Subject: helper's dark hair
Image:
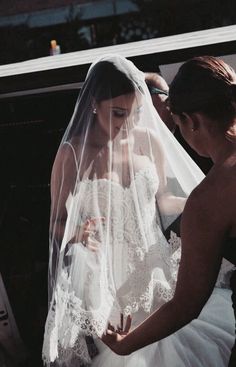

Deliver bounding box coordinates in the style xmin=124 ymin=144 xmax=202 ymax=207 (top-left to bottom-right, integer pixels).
xmin=169 ymin=56 xmax=236 ymax=130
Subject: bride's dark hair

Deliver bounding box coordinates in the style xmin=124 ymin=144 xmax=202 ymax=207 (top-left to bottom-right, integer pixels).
xmin=169 ymin=56 xmax=236 ymax=130
xmin=67 ymin=60 xmax=137 ymax=138
xmin=88 ymin=60 xmax=136 ymax=101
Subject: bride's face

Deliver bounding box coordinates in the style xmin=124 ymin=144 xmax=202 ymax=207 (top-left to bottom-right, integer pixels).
xmin=95 ymin=93 xmax=143 ymax=140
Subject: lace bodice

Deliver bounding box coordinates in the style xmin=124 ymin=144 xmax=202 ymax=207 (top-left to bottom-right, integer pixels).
xmin=65 ymin=164 xmax=179 ymax=307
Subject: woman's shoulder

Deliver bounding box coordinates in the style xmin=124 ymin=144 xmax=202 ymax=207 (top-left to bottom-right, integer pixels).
xmin=190 ymin=165 xmax=229 ymax=199
xmin=62 ymin=136 xmax=81 ymax=152
xmin=52 ymin=137 xmax=80 ymax=176
xmin=186 ymin=162 xmax=236 ymax=220
xmin=207 ymin=159 xmax=236 ymax=191
xmin=56 ymin=137 xmax=81 ymax=159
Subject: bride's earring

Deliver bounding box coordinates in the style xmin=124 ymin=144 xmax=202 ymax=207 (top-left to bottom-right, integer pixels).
xmin=93 ymin=107 xmax=97 ymax=114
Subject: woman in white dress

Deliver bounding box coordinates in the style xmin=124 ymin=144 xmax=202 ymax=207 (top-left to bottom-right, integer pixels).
xmin=42 ymin=54 xmax=234 ymax=366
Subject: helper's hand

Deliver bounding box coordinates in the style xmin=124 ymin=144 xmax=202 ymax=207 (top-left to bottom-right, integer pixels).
xmin=101 ymin=314 xmax=132 ymax=355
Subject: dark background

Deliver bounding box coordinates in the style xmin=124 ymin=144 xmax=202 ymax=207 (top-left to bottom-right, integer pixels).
xmin=0 ymin=0 xmax=236 ymax=65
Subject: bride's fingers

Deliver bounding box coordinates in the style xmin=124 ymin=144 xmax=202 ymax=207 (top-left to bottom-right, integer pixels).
xmin=80 ymin=216 xmax=106 ymax=234
xmin=124 ymin=315 xmax=132 ymax=333
xmin=82 ymin=219 xmax=91 ymax=232
xmin=81 ymin=230 xmax=95 ymax=244
xmin=86 ymin=237 xmax=99 ymax=250
xmin=87 ymin=238 xmax=100 ymax=248
xmin=83 ymin=229 xmax=94 ymax=238
xmin=89 ymin=216 xmax=106 ymax=225
xmin=87 ymin=244 xmax=98 ymax=252
xmin=86 ymin=217 xmax=106 ymax=231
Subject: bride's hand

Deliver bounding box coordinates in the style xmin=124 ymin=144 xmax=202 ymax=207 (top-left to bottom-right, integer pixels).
xmin=101 ymin=314 xmax=132 ymax=355
xmin=76 ymin=217 xmax=105 ymax=252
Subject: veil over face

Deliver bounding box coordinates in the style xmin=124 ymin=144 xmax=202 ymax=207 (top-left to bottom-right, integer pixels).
xmin=42 ymin=54 xmax=204 ymax=366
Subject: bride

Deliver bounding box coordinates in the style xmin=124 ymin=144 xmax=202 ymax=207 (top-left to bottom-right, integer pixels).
xmin=42 ymin=54 xmax=234 ymax=366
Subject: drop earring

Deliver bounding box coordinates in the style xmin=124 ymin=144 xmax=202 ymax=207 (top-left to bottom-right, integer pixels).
xmin=93 ymin=108 xmax=97 ymax=114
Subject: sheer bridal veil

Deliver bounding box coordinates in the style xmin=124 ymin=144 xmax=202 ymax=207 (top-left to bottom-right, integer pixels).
xmin=42 ymin=54 xmax=204 ymax=366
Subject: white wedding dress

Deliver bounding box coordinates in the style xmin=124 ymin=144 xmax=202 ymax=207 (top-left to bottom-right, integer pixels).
xmin=93 ymin=290 xmax=234 ymax=367
xmin=43 ymin=163 xmax=235 ymax=366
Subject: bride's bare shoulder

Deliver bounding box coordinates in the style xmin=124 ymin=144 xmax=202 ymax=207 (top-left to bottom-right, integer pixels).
xmin=52 ymin=137 xmax=80 ymax=174
xmin=57 ymin=137 xmax=80 ymax=157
